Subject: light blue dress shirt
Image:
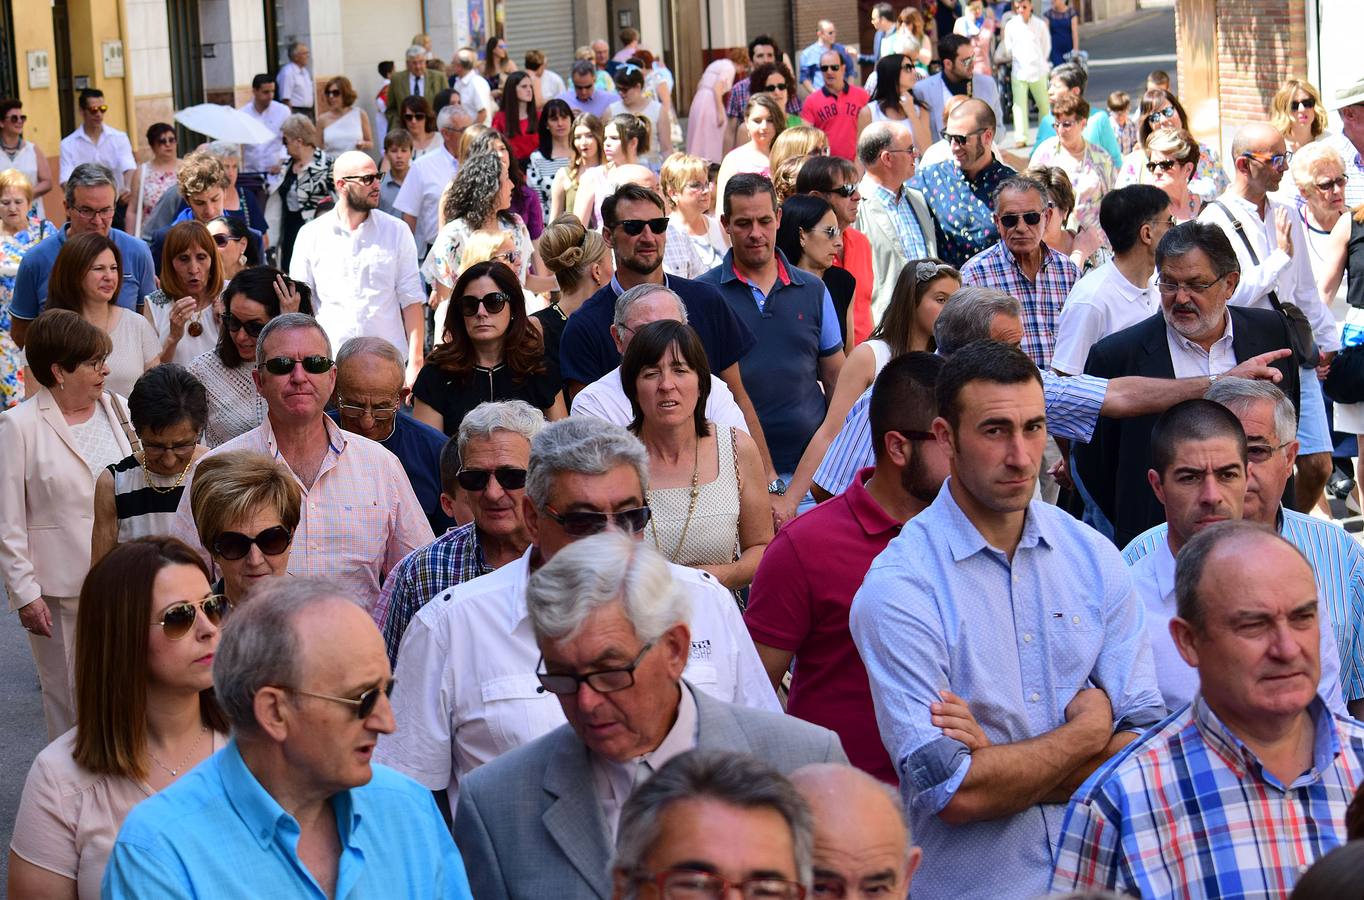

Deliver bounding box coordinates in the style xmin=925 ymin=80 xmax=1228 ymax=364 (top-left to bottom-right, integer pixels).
xmin=849 ymin=481 xmax=1165 ymax=900
xmin=102 ymin=740 xmax=473 ymax=899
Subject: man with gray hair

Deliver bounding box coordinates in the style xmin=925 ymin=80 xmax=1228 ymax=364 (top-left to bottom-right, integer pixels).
xmin=452 ymin=537 xmax=840 ymax=900
xmin=103 ymin=578 xmax=475 ymax=898
xmin=450 ymin=48 xmax=492 ymax=124
xmin=275 ymin=41 xmax=316 ymax=118
xmin=330 ymin=336 xmax=451 ymax=533
xmin=172 ymin=313 xmax=433 ymax=606
xmin=373 ymin=400 xmax=543 ymax=666
xmin=386 ymin=44 xmax=444 ymax=131
xmin=394 ymin=103 xmax=473 ymax=251
xmin=9 ymin=163 xmax=157 ymax=346
xmin=571 ymin=283 xmax=748 ymax=431
xmin=855 ymin=121 xmax=936 ymax=323
xmin=378 ymin=417 xmax=779 ymax=814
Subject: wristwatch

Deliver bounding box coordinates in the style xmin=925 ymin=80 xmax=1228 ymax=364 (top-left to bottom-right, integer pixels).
xmin=1208 ymin=373 xmax=1220 ymax=385
xmin=767 ymin=478 xmax=787 ymax=496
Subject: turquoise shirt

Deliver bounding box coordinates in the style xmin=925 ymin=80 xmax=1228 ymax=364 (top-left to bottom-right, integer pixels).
xmin=102 ymin=739 xmax=473 ymax=899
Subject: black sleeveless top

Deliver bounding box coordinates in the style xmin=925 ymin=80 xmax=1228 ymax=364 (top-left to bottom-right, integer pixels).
xmin=1348 ymin=216 xmax=1364 ymax=310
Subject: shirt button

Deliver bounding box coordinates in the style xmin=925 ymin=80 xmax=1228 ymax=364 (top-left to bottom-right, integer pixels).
xmin=1030 ymin=692 xmax=1040 ymax=702
xmin=1023 ymin=633 xmax=1033 ymax=643
xmin=1072 ymin=615 xmax=1081 ymax=624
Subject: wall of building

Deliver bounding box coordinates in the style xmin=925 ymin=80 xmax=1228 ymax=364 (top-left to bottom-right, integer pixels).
xmin=11 ymin=3 xmax=61 ymax=159
xmin=126 ymin=0 xmax=173 ymax=155
xmin=793 ymin=3 xmax=864 ymax=75
xmin=338 ymin=0 xmax=423 ymax=131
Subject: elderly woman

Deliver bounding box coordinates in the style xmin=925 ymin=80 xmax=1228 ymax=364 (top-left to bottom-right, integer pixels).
xmin=276 ymin=113 xmax=332 ymax=271
xmin=0 ymin=168 xmax=57 ymax=406
xmin=535 ymin=214 xmax=613 ymax=370
xmin=127 ymin=122 xmax=180 ymax=238
xmin=1144 ymin=128 xmax=1204 ymax=222
xmin=413 ymin=260 xmax=565 ymax=436
xmin=1029 ymin=93 xmax=1115 ymax=236
xmin=91 ymin=365 xmax=209 ymax=564
xmin=144 ymin=221 xmax=225 ymax=365
xmin=0 ymin=310 xmax=136 ymax=739
xmin=1273 ymin=77 xmax=1330 ymax=154
xmin=1292 ymin=142 xmax=1349 ymax=283
xmin=716 ymin=95 xmax=786 ymax=206
xmin=621 ymin=319 xmax=770 ymax=590
xmin=188 ymin=266 xmax=309 ymax=448
xmin=189 ymin=449 xmax=300 ymax=606
xmin=661 ymin=152 xmax=727 ymax=279
xmin=7 ymin=537 xmax=228 ymax=899
xmin=318 ymin=75 xmax=373 ymax=155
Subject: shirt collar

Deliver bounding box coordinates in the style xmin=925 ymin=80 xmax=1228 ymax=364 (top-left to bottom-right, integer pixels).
xmin=499 ymin=547 xmax=536 ymax=631
xmin=220 ymin=738 xmax=362 ymax=851
xmin=609 ymin=273 xmax=675 ymax=297
xmin=1192 ymin=694 xmax=1339 ymax=787
xmin=844 ymin=466 xmax=904 ymax=537
xmin=261 ymin=415 xmax=347 ymax=461
xmin=1166 ymin=309 xmax=1234 ymax=355
xmin=1153 ymin=533 xmax=1177 ymax=602
xmin=935 ymin=477 xmax=1054 ymax=562
xmin=717 ymin=248 xmax=807 ymax=288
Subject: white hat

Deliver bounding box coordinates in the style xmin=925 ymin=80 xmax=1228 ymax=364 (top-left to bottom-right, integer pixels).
xmin=1333 ymin=76 xmax=1364 ymax=110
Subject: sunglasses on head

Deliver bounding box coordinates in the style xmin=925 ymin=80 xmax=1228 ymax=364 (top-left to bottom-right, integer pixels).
xmin=212 ymin=525 xmax=293 ymax=560
xmin=761 ymin=82 xmax=789 ymax=93
xmin=287 ymin=680 xmax=395 ymax=719
xmin=615 ymin=217 xmax=669 ymax=236
xmin=999 ymin=211 xmax=1044 ymax=228
xmin=1291 ymin=97 xmax=1316 ymax=112
xmin=340 ymin=172 xmax=381 ymax=185
xmin=459 ymin=291 xmax=511 ymax=317
xmin=261 ymin=355 xmax=334 ymax=376
xmin=543 ymin=504 xmax=652 ymax=537
xmin=455 ymin=467 xmax=528 ymax=492
xmin=224 ymin=313 xmax=266 ymax=337
xmin=158 ymin=594 xmax=231 ymax=640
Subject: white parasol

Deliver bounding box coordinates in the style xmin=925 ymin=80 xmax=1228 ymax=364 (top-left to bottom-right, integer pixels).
xmin=172 ymin=104 xmax=278 ymax=144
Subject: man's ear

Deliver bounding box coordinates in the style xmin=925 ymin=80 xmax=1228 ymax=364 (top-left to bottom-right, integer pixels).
xmin=1148 ymin=468 xmax=1165 ymax=505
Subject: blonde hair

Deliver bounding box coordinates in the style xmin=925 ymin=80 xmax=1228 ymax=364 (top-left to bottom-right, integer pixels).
xmin=191 ymin=450 xmax=303 ymax=552
xmin=459 ymin=123 xmax=493 ymax=161
xmin=0 ymin=167 xmax=34 ymax=203
xmin=659 ymin=152 xmax=709 ymax=207
xmin=769 ymin=126 xmax=828 ymax=176
xmin=1271 ymin=78 xmax=1328 ymax=140
xmin=537 ymin=213 xmax=609 ymax=291
xmin=459 ymin=230 xmax=513 ymax=271
xmin=1145 ymin=128 xmax=1199 ymax=168
xmin=772 ymin=155 xmax=807 ymax=206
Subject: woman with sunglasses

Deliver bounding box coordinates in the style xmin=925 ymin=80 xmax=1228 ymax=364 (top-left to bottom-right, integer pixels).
xmin=1116 ymin=89 xmax=1228 ymax=200
xmin=144 ymin=221 xmax=225 ymax=366
xmin=413 ymin=260 xmax=565 ymax=436
xmin=127 ymin=122 xmax=180 ymax=238
xmin=0 ymin=168 xmax=56 ymax=407
xmin=188 ymin=266 xmax=309 ymax=448
xmin=400 ymin=96 xmax=441 ymax=158
xmin=275 ymin=114 xmax=332 ymax=272
xmin=1143 ymin=128 xmax=1203 ymax=223
xmin=205 ymin=215 xmax=257 ymax=287
xmin=0 ymin=98 xmax=53 ymax=217
xmin=774 ymin=258 xmax=960 ymax=526
xmin=190 ymin=449 xmax=300 ymax=606
xmin=857 ymin=55 xmax=932 ymax=156
xmin=620 ymin=319 xmax=770 ymax=591
xmin=660 ymin=152 xmax=728 ymax=279
xmin=1272 ymin=78 xmax=1330 ymax=155
xmin=1029 ymin=93 xmax=1115 ymax=237
xmin=716 ymin=94 xmax=786 ymax=208
xmin=551 ymin=113 xmax=604 ymax=221
xmin=317 ymin=75 xmax=373 ymax=155
xmin=775 ymin=194 xmax=855 ymax=349
xmin=745 ymin=62 xmax=803 ymax=130
xmin=7 ymin=537 xmax=229 ymax=900
xmin=92 ymin=364 xmax=209 ymax=565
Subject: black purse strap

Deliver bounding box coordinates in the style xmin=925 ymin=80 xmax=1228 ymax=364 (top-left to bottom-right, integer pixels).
xmin=1210 ymin=199 xmax=1287 ymax=314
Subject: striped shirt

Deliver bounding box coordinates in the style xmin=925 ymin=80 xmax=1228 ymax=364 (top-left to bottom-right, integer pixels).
xmin=1050 ymin=696 xmax=1364 ymax=898
xmin=813 ymin=371 xmax=1108 ymax=496
xmin=105 ymin=453 xmax=187 ymax=543
xmin=374 ymin=523 xmax=492 ymax=668
xmin=960 ymin=240 xmax=1081 ymax=370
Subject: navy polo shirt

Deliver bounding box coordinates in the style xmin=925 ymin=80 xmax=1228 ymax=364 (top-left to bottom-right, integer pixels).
xmin=10 ymin=225 xmax=157 ymax=319
xmin=697 ymin=250 xmax=842 ymax=474
xmin=328 ymin=408 xmax=455 ymax=535
xmin=557 ymin=272 xmax=756 ymax=387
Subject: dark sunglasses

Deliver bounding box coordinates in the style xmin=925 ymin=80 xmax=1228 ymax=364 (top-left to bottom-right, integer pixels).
xmin=999 ymin=211 xmax=1044 ymax=229
xmin=460 ymin=291 xmax=511 ymax=317
xmin=261 ymin=355 xmax=334 ymax=375
xmin=212 ymin=232 xmax=239 ymax=247
xmin=455 ymin=467 xmax=528 ymax=492
xmin=761 ymin=82 xmax=789 ymax=93
xmin=615 ymin=217 xmax=669 ymax=236
xmin=287 ymin=680 xmax=395 ymax=719
xmin=340 ymin=172 xmax=381 ymax=185
xmin=4 ymin=113 xmax=26 ymax=123
xmin=156 ymin=135 xmax=177 ymax=145
xmin=404 ymin=113 xmax=427 ymax=121
xmin=943 ymin=128 xmax=985 ymax=146
xmin=828 ymin=183 xmax=859 ymax=198
xmin=1291 ymin=97 xmax=1316 ymax=112
xmin=543 ymin=504 xmax=652 ymax=537
xmin=1145 ymin=159 xmax=1179 ymax=174
xmin=212 ymin=525 xmax=293 ymax=560
xmin=224 ymin=313 xmax=266 ymax=337
xmin=1146 ymin=105 xmax=1177 ymax=125
xmin=819 ymin=64 xmax=843 ymax=72
xmin=324 ymin=89 xmax=342 ymax=97
xmin=1316 ymin=175 xmax=1349 ymax=191
xmin=158 ymin=595 xmax=231 ymax=640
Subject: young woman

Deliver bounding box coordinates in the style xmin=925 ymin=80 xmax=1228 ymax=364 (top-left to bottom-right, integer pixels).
xmin=0 ymin=99 xmax=53 ymax=216
xmin=492 ymin=71 xmax=539 ymax=163
xmin=550 ymin=113 xmax=604 ymax=220
xmin=573 ymin=113 xmax=649 ymax=228
xmin=716 ymin=94 xmax=785 ymax=204
xmin=482 ymin=36 xmax=517 ymax=99
xmin=144 ymin=221 xmax=225 ymax=366
xmin=128 ymin=123 xmax=180 ymax=238
xmin=1116 ymin=89 xmax=1228 ymax=199
xmin=317 ymin=75 xmax=373 ymax=154
xmin=535 ymin=214 xmax=614 ymax=372
xmin=527 ymin=100 xmax=574 ymax=221
xmin=775 ymin=194 xmax=854 ymax=348
xmin=685 ymin=49 xmax=745 ymax=164
xmin=661 ymin=152 xmax=728 ymax=279
xmin=1272 ymin=77 xmax=1330 ymax=154
xmin=744 ymin=62 xmax=803 ymax=130
xmin=857 ymin=54 xmax=932 ymax=155
xmin=608 ymin=62 xmax=671 ymax=165
xmin=400 ymin=95 xmax=442 ymax=158
xmin=766 ymin=125 xmax=829 ymax=180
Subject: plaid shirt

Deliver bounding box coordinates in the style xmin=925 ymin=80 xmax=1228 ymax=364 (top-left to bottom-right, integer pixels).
xmin=374 ymin=522 xmax=491 ymax=667
xmin=1051 ymin=696 xmax=1364 ymax=898
xmin=960 ymin=240 xmax=1080 ymax=370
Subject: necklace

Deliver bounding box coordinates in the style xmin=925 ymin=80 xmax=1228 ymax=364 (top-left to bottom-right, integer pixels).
xmin=648 ymin=436 xmax=701 ymax=562
xmin=187 ymin=302 xmax=206 ymax=337
xmin=147 ymin=725 xmax=208 ymax=777
xmin=141 ymin=453 xmax=194 ymax=493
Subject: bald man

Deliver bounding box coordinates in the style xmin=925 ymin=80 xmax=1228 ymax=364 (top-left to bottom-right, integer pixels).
xmin=791 ymin=764 xmax=921 ymax=897
xmin=290 ymin=150 xmax=426 ymax=387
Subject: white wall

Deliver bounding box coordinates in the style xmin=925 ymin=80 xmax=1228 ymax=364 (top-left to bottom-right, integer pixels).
xmin=125 ymin=0 xmax=173 ymax=97
xmin=339 ymin=0 xmax=424 ymax=146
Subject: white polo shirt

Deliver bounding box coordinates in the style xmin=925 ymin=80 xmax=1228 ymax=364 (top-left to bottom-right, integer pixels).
xmin=289 ymin=207 xmax=425 ymax=358
xmin=393 ymin=145 xmax=459 ymax=248
xmin=375 ymin=547 xmax=779 ymax=804
xmin=1051 ymin=261 xmax=1159 ymax=375
xmin=572 ymin=367 xmax=749 ymax=433
xmin=59 ymin=125 xmax=136 ymax=191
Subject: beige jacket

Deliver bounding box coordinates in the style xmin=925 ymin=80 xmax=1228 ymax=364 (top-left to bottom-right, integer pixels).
xmin=854 ymin=176 xmax=939 ymax=325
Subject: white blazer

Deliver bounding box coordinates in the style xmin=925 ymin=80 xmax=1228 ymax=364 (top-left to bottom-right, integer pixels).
xmin=0 ymin=389 xmax=132 ymax=609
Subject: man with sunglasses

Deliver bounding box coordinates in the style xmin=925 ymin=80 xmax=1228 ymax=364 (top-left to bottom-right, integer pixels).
xmin=172 ymin=313 xmax=433 ymax=606
xmin=724 ymin=35 xmax=800 ymax=155
xmin=452 ymin=536 xmax=839 ymax=900
xmin=378 ymin=416 xmax=779 ymax=815
xmin=911 ymin=34 xmax=1005 ymax=144
xmin=104 ymin=578 xmax=476 ymax=898
xmin=799 ymin=50 xmax=869 ymax=162
xmin=291 ymin=151 xmax=425 ymax=388
xmin=58 ymin=88 xmax=135 ymax=207
xmin=1200 ymin=122 xmax=1338 ymax=514
xmin=855 ymin=122 xmax=936 ymax=323
xmin=798 ymin=20 xmax=856 ymax=98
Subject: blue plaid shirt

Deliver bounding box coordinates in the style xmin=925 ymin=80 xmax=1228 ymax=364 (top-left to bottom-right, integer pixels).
xmin=910 ymin=157 xmax=1016 ymax=268
xmin=1051 ymin=697 xmax=1364 ymax=898
xmin=813 ymin=371 xmax=1108 ymax=496
xmin=375 ymin=523 xmax=491 ymax=667
xmin=861 ymin=175 xmax=930 ymax=263
xmin=960 ymin=240 xmax=1080 ymax=370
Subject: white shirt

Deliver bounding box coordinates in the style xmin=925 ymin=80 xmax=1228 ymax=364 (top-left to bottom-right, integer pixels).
xmin=591 ymin=683 xmax=697 ymax=839
xmin=452 ymin=71 xmax=492 ymax=122
xmin=393 ymin=146 xmax=459 ymax=248
xmin=276 ymin=61 xmax=315 ymax=110
xmin=572 ymin=368 xmax=749 ymax=433
xmin=1165 ymin=312 xmax=1237 ymax=379
xmin=538 ymin=70 xmax=566 ymax=102
xmin=1051 ymin=261 xmax=1159 ymax=375
xmin=1200 ymin=193 xmax=1339 ymax=352
xmin=1003 ymin=14 xmax=1052 ymax=82
xmin=289 ymin=207 xmax=425 ymax=358
xmin=238 ymin=99 xmax=291 ymax=176
xmin=375 ymin=547 xmax=780 ymax=803
xmin=59 ymin=125 xmax=136 ymax=191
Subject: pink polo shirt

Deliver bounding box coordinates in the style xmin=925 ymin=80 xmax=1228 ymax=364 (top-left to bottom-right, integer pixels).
xmin=744 ymin=467 xmax=900 ymax=783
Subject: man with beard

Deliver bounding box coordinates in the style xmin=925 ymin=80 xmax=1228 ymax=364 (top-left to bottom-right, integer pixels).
xmin=747 ymin=352 xmax=947 ymax=784
xmin=291 ymin=150 xmax=425 ymax=388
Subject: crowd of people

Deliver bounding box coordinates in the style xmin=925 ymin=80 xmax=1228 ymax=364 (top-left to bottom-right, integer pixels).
xmin=5 ymin=5 xmax=1364 ymax=899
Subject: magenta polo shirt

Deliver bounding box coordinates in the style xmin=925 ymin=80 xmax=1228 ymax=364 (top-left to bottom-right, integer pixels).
xmin=744 ymin=466 xmax=900 ymax=783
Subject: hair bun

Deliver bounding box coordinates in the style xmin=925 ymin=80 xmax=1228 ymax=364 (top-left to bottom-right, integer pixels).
xmin=557 ymin=246 xmax=585 ymax=268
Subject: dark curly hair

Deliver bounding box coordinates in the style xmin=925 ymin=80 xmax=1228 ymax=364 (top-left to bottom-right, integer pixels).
xmin=427 ymin=261 xmax=545 ymax=382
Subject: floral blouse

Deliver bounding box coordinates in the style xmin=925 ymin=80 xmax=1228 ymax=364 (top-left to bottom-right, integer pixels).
xmin=0 ymin=216 xmax=58 ymax=408
xmin=1030 ymin=138 xmax=1115 ymax=235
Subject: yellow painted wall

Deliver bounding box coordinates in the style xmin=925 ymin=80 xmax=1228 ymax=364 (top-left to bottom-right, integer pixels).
xmin=66 ymin=0 xmax=133 ymax=134
xmin=12 ymin=2 xmax=62 ymax=159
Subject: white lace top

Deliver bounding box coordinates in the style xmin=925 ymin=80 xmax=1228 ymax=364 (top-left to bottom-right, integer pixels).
xmin=188 ymin=350 xmax=265 ymax=448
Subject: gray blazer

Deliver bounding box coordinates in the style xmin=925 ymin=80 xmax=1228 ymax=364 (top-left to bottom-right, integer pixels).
xmin=912 ymin=73 xmax=1005 ymax=142
xmin=855 ymin=180 xmax=938 ymax=325
xmin=453 ymin=682 xmax=847 ymax=900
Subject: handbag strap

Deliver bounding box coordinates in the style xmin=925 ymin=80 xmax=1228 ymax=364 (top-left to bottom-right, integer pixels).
xmin=108 ymin=391 xmax=142 ymax=456
xmin=1210 ymin=199 xmax=1288 ymax=314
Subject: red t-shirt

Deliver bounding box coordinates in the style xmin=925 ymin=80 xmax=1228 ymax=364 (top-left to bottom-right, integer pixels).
xmin=744 ymin=467 xmax=900 ymax=784
xmin=800 ymin=85 xmax=870 ymax=161
xmin=490 ymin=111 xmax=539 ymax=161
xmin=836 ymin=226 xmax=874 ymax=344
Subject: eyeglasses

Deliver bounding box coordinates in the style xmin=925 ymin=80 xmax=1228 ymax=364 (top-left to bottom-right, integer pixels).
xmin=492 ymin=248 xmax=522 ymax=267
xmin=211 ymin=232 xmax=239 ymax=247
xmin=284 ymin=680 xmax=395 ymax=719
xmin=615 ymin=217 xmax=669 ymax=236
xmin=1155 ymin=273 xmax=1227 ymax=298
xmin=224 ymin=313 xmax=266 ymax=337
xmin=761 ymin=82 xmax=790 ymax=93
xmin=212 ymin=525 xmax=294 ymax=560
xmin=1241 ymin=150 xmax=1293 ymax=170
xmin=142 ymin=438 xmax=197 ymax=456
xmin=339 ymin=172 xmax=381 ymax=185
xmin=1055 ymin=119 xmax=1079 ymax=130
xmin=806 ymin=224 xmax=842 ymax=239
xmin=324 ymin=89 xmax=342 ymax=97
xmin=828 ymin=183 xmax=859 ymax=198
xmin=1315 ymin=175 xmax=1348 ymax=192
xmin=260 ymin=355 xmax=335 ymax=375
xmin=902 ymin=62 xmax=916 ymax=71
xmin=336 ymin=398 xmax=401 ymax=421
xmin=536 ymin=642 xmax=654 ymax=695
xmin=684 ymin=180 xmax=712 ymax=193
xmin=460 ymin=291 xmax=511 ymax=316
xmin=1246 ymin=440 xmax=1292 ymax=464
xmin=404 ymin=113 xmax=427 ymax=121
xmin=1290 ymin=97 xmax=1317 ymax=112
xmin=85 ymin=105 xmax=109 ymax=114
xmin=1146 ymin=105 xmax=1177 ymax=125
xmin=73 ymin=205 xmax=116 ymax=220
xmin=157 ymin=595 xmax=231 ymax=640
xmin=885 ymin=147 xmax=918 ymax=159
xmin=630 ymin=869 xmax=806 ymax=900
xmin=4 ymin=113 xmax=26 ymax=124
xmin=455 ymin=466 xmax=528 ymax=492
xmin=998 ymin=211 xmax=1044 ymax=229
xmin=943 ymin=128 xmax=985 ymax=146
xmin=1145 ymin=159 xmax=1180 ymax=174
xmin=542 ymin=504 xmax=652 ymax=536
xmin=819 ymin=64 xmax=843 ymax=73
xmin=955 ymin=54 xmax=976 ymax=67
